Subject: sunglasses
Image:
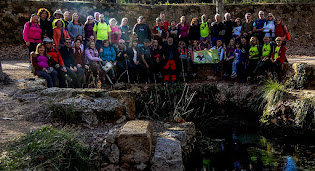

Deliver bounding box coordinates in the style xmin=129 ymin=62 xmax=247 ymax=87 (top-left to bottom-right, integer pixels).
xmin=65 ymin=42 xmax=71 ymax=44
xmin=179 ymin=44 xmax=185 ymax=45
xmin=236 ymin=21 xmax=240 ymax=23
xmin=268 ymin=16 xmax=272 ymax=17
xmin=119 ymin=43 xmax=125 ymax=44
xmin=259 ymin=14 xmax=264 ymax=15
xmin=276 ymin=19 xmax=281 ymax=21
xmin=44 ymin=42 xmax=52 ymax=44
xmin=276 ymin=40 xmax=281 ymax=42
xmin=88 ymin=19 xmax=93 ymax=20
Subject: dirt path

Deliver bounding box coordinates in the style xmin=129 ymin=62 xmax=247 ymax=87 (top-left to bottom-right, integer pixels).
xmin=0 ymin=60 xmax=43 ymax=148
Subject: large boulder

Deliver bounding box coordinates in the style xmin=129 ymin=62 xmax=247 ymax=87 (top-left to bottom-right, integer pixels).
xmin=151 ymin=137 xmax=184 ymax=171
xmin=117 ymin=120 xmax=153 ymax=164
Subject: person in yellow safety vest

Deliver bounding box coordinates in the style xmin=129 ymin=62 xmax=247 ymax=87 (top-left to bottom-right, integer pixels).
xmin=247 ymin=36 xmax=261 ymax=82
xmin=253 ymin=36 xmax=272 ymax=76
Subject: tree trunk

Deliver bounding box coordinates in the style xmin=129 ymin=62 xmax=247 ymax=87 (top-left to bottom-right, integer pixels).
xmin=216 ymin=0 xmax=224 ymax=17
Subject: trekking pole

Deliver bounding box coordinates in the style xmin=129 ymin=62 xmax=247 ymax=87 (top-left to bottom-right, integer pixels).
xmin=181 ymin=58 xmax=186 ymax=82
xmin=125 ymin=55 xmax=130 ymax=83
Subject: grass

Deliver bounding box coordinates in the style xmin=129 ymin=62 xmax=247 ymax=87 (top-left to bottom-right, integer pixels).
xmin=0 ymin=126 xmax=99 ymax=171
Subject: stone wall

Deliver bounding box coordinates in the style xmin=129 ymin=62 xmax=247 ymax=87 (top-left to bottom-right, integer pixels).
xmin=1 ymin=0 xmax=314 ymax=44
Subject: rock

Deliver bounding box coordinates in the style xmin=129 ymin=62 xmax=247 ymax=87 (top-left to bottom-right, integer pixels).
xmin=117 ymin=120 xmax=153 ymax=163
xmin=162 ymin=130 xmax=187 ymax=147
xmin=107 ymin=90 xmax=136 ymax=120
xmin=41 ymin=87 xmax=74 ymax=97
xmin=106 ymin=144 xmax=120 ymax=164
xmin=103 ymin=127 xmax=120 ymax=146
xmin=151 ymin=137 xmax=184 ymax=171
xmin=168 ymin=122 xmax=196 ymax=142
xmin=23 ymin=78 xmax=46 ymax=92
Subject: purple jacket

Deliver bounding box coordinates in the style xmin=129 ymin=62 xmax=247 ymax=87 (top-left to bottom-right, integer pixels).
xmin=85 ymin=48 xmax=100 ymax=62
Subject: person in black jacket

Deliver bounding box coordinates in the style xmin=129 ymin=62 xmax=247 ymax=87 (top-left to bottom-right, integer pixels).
xmin=59 ymin=38 xmax=84 ymax=88
xmin=223 ymin=12 xmax=235 ymax=47
xmin=37 ymin=8 xmax=53 ymax=39
xmin=211 ymin=14 xmax=225 ymax=47
xmin=189 ymin=18 xmax=200 ymax=43
xmin=163 ymin=37 xmax=179 ymax=84
xmin=133 ymin=16 xmax=151 ymax=46
xmin=127 ymin=40 xmax=142 ymax=83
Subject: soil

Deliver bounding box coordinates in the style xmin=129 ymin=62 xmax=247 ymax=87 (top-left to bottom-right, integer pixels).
xmin=0 ymin=41 xmax=314 ymax=148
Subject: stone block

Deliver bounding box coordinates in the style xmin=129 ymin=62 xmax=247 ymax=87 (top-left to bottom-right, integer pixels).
xmin=151 ymin=137 xmax=184 ymax=171
xmin=117 ymin=120 xmax=153 ymax=163
xmin=107 ymin=90 xmax=136 ymax=120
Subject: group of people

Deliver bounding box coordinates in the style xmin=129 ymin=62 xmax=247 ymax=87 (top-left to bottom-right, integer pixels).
xmin=23 ymin=8 xmax=289 ymax=88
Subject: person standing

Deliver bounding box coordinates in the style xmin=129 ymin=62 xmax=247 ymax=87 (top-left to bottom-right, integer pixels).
xmin=275 ymin=17 xmax=290 ymax=42
xmin=241 ymin=13 xmax=253 ymax=42
xmin=133 ymin=16 xmax=151 ymax=46
xmin=93 ymin=14 xmax=112 ymax=50
xmin=152 ymin=17 xmax=168 ymax=46
xmin=223 ymin=13 xmax=234 ymax=47
xmin=37 ymin=8 xmax=53 ymax=39
xmin=52 ymin=9 xmax=65 ymax=29
xmin=253 ymin=11 xmax=267 ymax=46
xmin=177 ymin=16 xmax=190 ymax=45
xmin=119 ymin=18 xmax=131 ymax=48
xmin=140 ymin=39 xmax=152 ymax=83
xmin=53 ymin=19 xmax=70 ymax=49
xmin=94 ymin=12 xmax=100 ymax=24
xmin=233 ymin=18 xmax=242 ymax=42
xmin=160 ymin=12 xmax=169 ymax=31
xmin=169 ymin=20 xmax=180 ymax=45
xmin=263 ymin=13 xmax=276 ymax=40
xmin=200 ymin=14 xmax=210 ymax=42
xmin=63 ymin=11 xmax=71 ymax=30
xmin=84 ymin=15 xmax=95 ymax=46
xmin=189 ymin=18 xmax=200 ymax=43
xmin=163 ymin=37 xmax=179 ymax=84
xmin=109 ymin=18 xmax=121 ymax=45
xmin=23 ymin=14 xmax=42 ymax=54
xmin=67 ymin=13 xmax=84 ymax=41
xmin=127 ymin=40 xmax=142 ymax=83
xmin=211 ymin=14 xmax=225 ymax=47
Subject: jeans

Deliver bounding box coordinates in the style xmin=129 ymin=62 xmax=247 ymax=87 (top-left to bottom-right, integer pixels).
xmin=66 ymin=66 xmax=85 ymax=88
xmin=36 ymin=70 xmax=58 ymax=88
xmin=54 ymin=67 xmax=67 ymax=88
xmin=232 ymin=58 xmax=242 ymax=74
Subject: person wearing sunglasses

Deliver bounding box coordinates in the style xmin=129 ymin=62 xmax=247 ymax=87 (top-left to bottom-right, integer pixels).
xmin=275 ymin=17 xmax=289 ymax=42
xmin=59 ymin=38 xmax=84 ymax=88
xmin=263 ymin=13 xmax=276 ymax=40
xmin=241 ymin=13 xmax=253 ymax=42
xmin=270 ymin=37 xmax=287 ymax=79
xmin=253 ymin=11 xmax=266 ymax=46
xmin=233 ymin=18 xmax=242 ymax=42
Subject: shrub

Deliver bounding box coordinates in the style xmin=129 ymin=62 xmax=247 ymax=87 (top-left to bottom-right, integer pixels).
xmin=0 ymin=126 xmax=99 ymax=171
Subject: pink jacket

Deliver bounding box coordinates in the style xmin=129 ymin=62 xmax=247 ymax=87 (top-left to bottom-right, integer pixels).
xmin=23 ymin=22 xmax=42 ymax=43
xmin=85 ymin=48 xmax=100 ymax=62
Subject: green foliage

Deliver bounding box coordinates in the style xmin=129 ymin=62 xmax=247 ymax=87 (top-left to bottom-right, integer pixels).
xmin=0 ymin=126 xmax=98 ymax=171
xmin=49 ymin=103 xmax=82 ymax=123
xmin=259 ymin=80 xmax=287 ymax=124
xmin=292 ymin=97 xmax=315 ymax=129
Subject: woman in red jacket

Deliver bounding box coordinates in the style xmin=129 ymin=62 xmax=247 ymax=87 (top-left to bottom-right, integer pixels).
xmin=53 ymin=19 xmax=70 ymax=49
xmin=275 ymin=18 xmax=289 ymax=41
xmin=271 ymin=37 xmax=287 ymax=78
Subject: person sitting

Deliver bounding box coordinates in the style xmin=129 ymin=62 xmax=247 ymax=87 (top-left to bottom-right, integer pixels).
xmin=247 ymin=36 xmax=261 ymax=82
xmin=31 ymin=43 xmax=58 ymax=88
xmin=127 ymin=40 xmax=142 ymax=83
xmin=44 ymin=37 xmax=67 ymax=88
xmin=114 ymin=39 xmax=129 ymax=83
xmin=59 ymin=38 xmax=85 ymax=88
xmin=253 ymin=36 xmax=272 ymax=76
xmin=73 ymin=38 xmax=89 ymax=86
xmin=99 ymin=40 xmax=116 ymax=82
xmin=85 ymin=41 xmax=106 ymax=86
xmin=199 ymin=37 xmax=211 ymax=50
xmin=270 ymin=37 xmax=287 ymax=79
xmin=53 ymin=19 xmax=70 ymax=49
xmin=231 ymin=41 xmax=242 ymax=79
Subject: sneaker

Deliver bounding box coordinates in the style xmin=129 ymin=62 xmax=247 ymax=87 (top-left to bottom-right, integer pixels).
xmin=223 ymin=73 xmax=229 ymax=77
xmin=231 ymin=73 xmax=237 ymax=78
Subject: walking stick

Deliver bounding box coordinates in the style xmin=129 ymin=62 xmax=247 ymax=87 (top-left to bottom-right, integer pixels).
xmin=124 ymin=54 xmax=130 ymax=83
xmin=181 ymin=58 xmax=186 ymax=82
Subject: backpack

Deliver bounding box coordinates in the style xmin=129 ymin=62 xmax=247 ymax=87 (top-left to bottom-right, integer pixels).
xmin=282 ymin=25 xmax=291 ymax=41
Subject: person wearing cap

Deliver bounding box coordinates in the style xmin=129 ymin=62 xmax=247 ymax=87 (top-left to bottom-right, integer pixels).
xmin=211 ymin=39 xmax=225 ymax=75
xmin=23 ymin=14 xmax=42 ymax=55
xmin=133 ymin=16 xmax=151 ymax=46
xmin=270 ymin=37 xmax=286 ymax=78
xmin=152 ymin=17 xmax=168 ymax=46
xmin=199 ymin=37 xmax=211 ymax=50
xmin=162 ymin=37 xmax=179 ymax=84
xmin=52 ymin=9 xmax=65 ymax=29
xmin=93 ymin=14 xmax=112 ymax=50
xmin=53 ymin=19 xmax=70 ymax=49
xmin=37 ymin=8 xmax=53 ymax=39
xmin=43 ymin=37 xmax=67 ymax=88
xmin=140 ymin=39 xmax=152 ymax=83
